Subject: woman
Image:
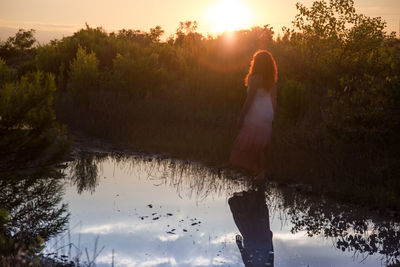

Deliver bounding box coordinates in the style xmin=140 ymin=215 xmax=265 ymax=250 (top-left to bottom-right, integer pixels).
xmin=229 ymin=50 xmax=278 ymax=180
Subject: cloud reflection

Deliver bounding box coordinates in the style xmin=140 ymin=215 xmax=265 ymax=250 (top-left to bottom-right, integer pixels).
xmin=45 ymin=152 xmax=400 ymax=266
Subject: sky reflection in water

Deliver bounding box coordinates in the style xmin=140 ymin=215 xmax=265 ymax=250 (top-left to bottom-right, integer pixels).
xmin=45 ymin=153 xmax=399 ymax=266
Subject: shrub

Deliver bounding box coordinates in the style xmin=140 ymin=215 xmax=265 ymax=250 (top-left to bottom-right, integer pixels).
xmin=277 ymin=79 xmax=310 ymax=126
xmin=67 ymin=45 xmax=99 ymax=103
xmin=0 ymin=58 xmax=13 ymax=84
xmin=0 ymin=70 xmax=68 ymax=173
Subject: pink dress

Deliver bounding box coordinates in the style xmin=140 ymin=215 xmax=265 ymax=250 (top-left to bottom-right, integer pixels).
xmin=230 ymin=77 xmax=274 ymax=174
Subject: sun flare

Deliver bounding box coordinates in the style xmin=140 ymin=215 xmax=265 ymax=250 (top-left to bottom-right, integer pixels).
xmin=206 ymin=0 xmax=253 ymax=33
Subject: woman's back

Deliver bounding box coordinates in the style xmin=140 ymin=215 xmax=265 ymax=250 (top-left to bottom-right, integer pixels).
xmin=245 ymin=76 xmax=274 ymax=125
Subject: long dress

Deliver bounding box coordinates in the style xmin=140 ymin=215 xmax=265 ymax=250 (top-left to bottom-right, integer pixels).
xmin=230 ymin=76 xmax=274 ymax=174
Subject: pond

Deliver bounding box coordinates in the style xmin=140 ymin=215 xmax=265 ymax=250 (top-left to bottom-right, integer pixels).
xmin=43 ymin=152 xmax=400 ymax=266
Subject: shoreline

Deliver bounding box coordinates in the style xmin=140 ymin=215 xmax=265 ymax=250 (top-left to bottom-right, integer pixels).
xmin=64 ymin=130 xmax=400 ymax=217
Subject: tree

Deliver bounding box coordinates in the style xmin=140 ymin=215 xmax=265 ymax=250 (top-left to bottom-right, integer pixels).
xmin=0 ymin=29 xmax=36 ymax=56
xmin=283 ymin=0 xmax=400 ymax=144
xmin=0 ymin=29 xmax=37 ymax=74
xmin=0 ymin=70 xmax=68 ymax=174
xmin=68 ymin=45 xmax=99 ymax=103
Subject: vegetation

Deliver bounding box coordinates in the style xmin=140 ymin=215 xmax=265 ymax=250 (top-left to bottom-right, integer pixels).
xmin=0 ymin=40 xmax=69 ymax=264
xmin=0 ymin=0 xmax=399 ymax=211
xmin=0 ymin=69 xmax=69 ymax=175
xmin=0 ymin=172 xmax=69 ymax=266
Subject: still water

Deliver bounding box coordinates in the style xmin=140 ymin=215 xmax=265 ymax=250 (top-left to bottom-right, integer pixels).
xmin=45 ymin=152 xmax=400 ymax=266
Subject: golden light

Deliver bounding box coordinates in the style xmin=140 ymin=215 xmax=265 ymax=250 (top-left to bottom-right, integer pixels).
xmin=205 ymin=0 xmax=253 ymax=33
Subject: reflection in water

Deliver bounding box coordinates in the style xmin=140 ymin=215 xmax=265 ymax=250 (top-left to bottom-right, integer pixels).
xmin=283 ymin=193 xmax=400 ymax=266
xmin=69 ymin=152 xmax=103 ymax=194
xmin=69 ymin=152 xmax=250 ymax=198
xmin=0 ymin=171 xmax=69 ymax=264
xmin=60 ymin=152 xmax=400 ymax=266
xmin=229 ymin=188 xmax=274 ymax=266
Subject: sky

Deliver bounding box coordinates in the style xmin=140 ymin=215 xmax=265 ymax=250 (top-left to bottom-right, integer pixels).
xmin=0 ymin=0 xmax=399 ymax=43
xmin=44 ymin=155 xmax=386 ymax=267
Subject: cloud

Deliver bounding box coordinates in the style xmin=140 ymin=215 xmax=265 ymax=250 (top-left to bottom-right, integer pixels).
xmin=96 ymin=254 xmax=177 ymax=267
xmin=79 ymin=222 xmax=158 ymax=235
xmin=0 ymin=19 xmax=78 ymax=32
xmin=212 ymin=256 xmax=234 ymax=265
xmin=359 ymin=6 xmax=400 ymax=16
xmin=184 ymin=257 xmax=211 ymax=266
xmin=157 ymin=234 xmax=180 ymax=242
xmin=210 ymin=232 xmax=237 ymax=244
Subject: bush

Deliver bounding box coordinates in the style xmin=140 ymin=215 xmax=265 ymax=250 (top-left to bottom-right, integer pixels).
xmin=0 ymin=70 xmax=68 ymax=174
xmin=0 ymin=58 xmax=13 ymax=84
xmin=277 ymin=79 xmax=310 ymax=126
xmin=67 ymin=45 xmax=99 ymax=103
xmin=110 ymin=51 xmax=165 ymax=96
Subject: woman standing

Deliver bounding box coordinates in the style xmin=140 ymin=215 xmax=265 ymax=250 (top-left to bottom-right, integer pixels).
xmin=229 ymin=50 xmax=278 ymax=180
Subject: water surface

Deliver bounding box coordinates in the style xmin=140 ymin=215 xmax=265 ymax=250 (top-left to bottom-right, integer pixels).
xmin=45 ymin=152 xmax=400 ymax=266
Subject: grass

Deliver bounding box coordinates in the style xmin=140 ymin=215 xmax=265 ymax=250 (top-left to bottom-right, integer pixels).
xmin=55 ymin=91 xmax=400 ymax=210
xmin=55 ymin=91 xmax=238 ymax=165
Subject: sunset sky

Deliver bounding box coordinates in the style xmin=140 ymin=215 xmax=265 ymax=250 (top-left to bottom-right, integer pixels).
xmin=1 ymin=0 xmax=399 ymax=43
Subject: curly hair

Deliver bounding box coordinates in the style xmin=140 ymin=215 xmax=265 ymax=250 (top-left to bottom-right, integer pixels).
xmin=245 ymin=50 xmax=278 ymax=91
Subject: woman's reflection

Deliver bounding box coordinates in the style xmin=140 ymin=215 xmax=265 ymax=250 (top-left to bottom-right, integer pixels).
xmin=229 ymin=186 xmax=274 ymax=267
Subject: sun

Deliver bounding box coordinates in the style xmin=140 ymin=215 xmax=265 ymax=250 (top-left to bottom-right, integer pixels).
xmin=205 ymin=0 xmax=253 ymax=33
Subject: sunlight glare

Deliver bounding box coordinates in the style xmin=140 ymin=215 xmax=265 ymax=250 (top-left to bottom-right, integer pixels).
xmin=206 ymin=0 xmax=253 ymax=33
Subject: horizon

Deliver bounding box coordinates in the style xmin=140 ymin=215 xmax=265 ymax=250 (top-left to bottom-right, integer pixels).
xmin=1 ymin=0 xmax=399 ymax=44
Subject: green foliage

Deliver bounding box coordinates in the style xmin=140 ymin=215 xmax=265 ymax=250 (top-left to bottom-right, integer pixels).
xmin=110 ymin=51 xmax=166 ymax=96
xmin=0 ymin=70 xmax=68 ymax=174
xmin=0 ymin=29 xmax=37 ymax=74
xmin=0 ymin=58 xmax=13 ymax=84
xmin=289 ymin=0 xmax=399 ymax=145
xmin=35 ymin=44 xmax=61 ymax=75
xmin=0 ymin=72 xmax=55 ymax=128
xmin=2 ymin=29 xmax=37 ymax=51
xmin=277 ymin=79 xmax=310 ymax=126
xmin=68 ymin=45 xmax=99 ymax=102
xmin=0 ymin=61 xmax=70 ymax=265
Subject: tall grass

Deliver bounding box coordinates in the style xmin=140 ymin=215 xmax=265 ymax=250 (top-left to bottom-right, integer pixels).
xmin=55 ymin=90 xmax=238 ymax=165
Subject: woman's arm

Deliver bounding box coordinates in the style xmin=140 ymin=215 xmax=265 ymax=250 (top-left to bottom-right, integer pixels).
xmin=270 ymin=84 xmax=277 ymax=113
xmin=237 ymin=76 xmax=258 ymax=128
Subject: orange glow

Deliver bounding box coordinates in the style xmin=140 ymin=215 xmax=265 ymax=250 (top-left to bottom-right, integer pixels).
xmin=205 ymin=0 xmax=253 ymax=33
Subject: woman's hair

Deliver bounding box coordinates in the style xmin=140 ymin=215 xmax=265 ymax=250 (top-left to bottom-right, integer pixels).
xmin=245 ymin=50 xmax=278 ymax=91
